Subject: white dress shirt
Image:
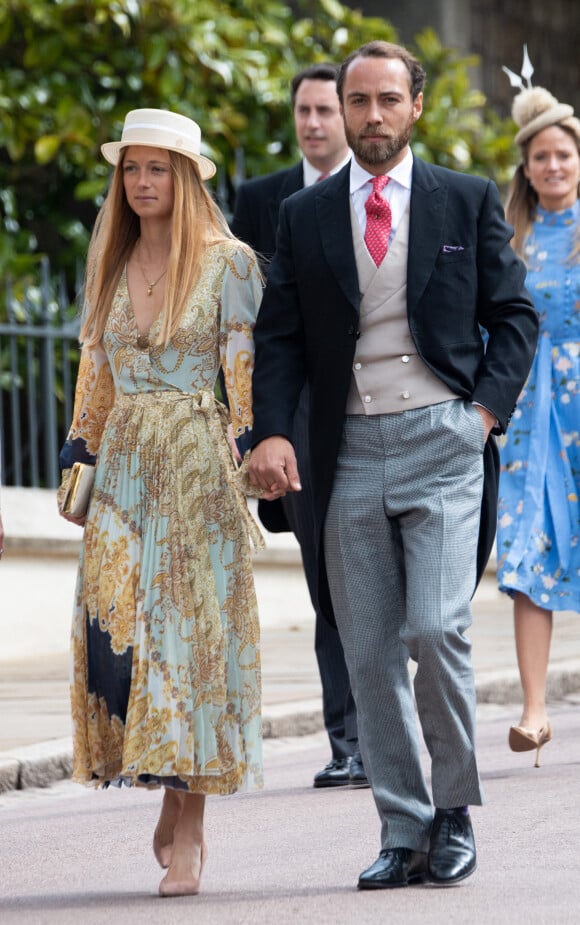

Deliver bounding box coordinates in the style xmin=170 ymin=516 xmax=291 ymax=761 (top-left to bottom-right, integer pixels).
xmin=303 ymin=152 xmax=352 ymax=188
xmin=350 ymin=148 xmax=413 ymax=247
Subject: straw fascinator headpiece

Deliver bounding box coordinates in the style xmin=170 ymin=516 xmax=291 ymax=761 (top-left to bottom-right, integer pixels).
xmin=503 ymin=45 xmax=579 ymax=146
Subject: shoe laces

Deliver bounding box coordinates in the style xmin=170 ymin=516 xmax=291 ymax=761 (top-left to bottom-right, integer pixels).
xmin=326 ymin=757 xmax=349 ymax=770
xmin=434 ymin=810 xmax=466 ymax=842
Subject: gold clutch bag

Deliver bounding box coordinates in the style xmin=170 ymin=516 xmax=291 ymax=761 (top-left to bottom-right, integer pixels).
xmin=63 ymin=462 xmax=95 ymax=518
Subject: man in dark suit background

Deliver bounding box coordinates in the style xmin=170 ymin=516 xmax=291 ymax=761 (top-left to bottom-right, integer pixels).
xmin=232 ymin=64 xmax=366 ymax=788
xmin=248 ymin=42 xmax=538 ymax=888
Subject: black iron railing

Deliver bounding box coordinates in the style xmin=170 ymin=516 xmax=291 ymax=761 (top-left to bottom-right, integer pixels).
xmin=0 ymin=258 xmax=81 ymax=488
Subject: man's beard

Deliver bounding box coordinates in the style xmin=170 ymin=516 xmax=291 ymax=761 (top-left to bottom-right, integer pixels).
xmin=346 ymin=113 xmax=415 ymax=167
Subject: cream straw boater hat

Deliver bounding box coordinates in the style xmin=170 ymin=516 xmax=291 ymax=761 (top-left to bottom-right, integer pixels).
xmin=101 ymin=108 xmax=217 ymax=180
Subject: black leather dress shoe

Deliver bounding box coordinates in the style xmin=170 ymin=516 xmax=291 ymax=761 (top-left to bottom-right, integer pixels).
xmin=427 ymin=808 xmax=477 ymax=885
xmin=358 ymin=848 xmax=427 ymax=889
xmin=348 ymin=749 xmax=369 ymax=788
xmin=313 ymin=757 xmax=351 ymax=788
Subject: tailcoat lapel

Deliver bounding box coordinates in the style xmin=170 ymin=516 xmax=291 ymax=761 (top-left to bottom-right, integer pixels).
xmin=407 ymin=158 xmax=448 ymax=314
xmin=315 ymin=164 xmax=360 ymax=315
xmin=311 ymin=158 xmax=448 ymax=319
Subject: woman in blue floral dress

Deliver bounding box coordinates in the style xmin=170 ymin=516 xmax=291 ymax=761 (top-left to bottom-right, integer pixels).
xmin=58 ymin=110 xmax=264 ymax=896
xmin=496 ymin=84 xmax=580 ymax=767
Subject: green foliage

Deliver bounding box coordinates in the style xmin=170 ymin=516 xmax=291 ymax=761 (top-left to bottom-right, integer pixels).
xmin=0 ymin=0 xmax=518 ymax=306
xmin=412 ymin=30 xmax=516 ymax=184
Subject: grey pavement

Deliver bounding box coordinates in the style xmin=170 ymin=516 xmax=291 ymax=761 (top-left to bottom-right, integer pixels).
xmin=1 ymin=485 xmax=579 ymax=793
xmin=2 ymin=707 xmax=579 ymax=925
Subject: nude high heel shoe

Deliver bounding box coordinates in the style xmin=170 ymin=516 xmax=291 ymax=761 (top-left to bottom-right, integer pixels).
xmin=508 ymin=721 xmax=552 ymax=768
xmin=158 ymin=841 xmax=208 ymax=897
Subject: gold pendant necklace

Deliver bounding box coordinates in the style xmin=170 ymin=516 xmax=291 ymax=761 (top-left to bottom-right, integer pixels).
xmin=136 ymin=242 xmax=168 ymax=296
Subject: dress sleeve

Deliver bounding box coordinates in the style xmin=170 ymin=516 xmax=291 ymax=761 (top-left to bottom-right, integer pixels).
xmin=58 ymin=342 xmax=115 ymax=472
xmin=219 ymin=246 xmax=263 ymax=458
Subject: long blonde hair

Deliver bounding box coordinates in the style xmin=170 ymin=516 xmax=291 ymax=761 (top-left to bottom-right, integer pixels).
xmin=81 ymin=149 xmax=254 ymax=346
xmin=505 ymin=125 xmax=580 ymax=261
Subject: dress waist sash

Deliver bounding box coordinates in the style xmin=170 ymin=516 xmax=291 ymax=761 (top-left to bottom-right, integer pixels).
xmin=114 ymin=389 xmax=265 ymax=552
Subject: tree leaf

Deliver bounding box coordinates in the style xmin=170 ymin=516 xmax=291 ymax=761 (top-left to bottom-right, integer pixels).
xmin=34 ymin=134 xmax=61 ymax=164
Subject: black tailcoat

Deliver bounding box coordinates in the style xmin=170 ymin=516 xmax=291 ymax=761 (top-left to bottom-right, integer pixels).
xmin=252 ymin=158 xmax=539 ymax=620
xmin=232 ymin=162 xmax=305 ymax=534
xmin=231 ymin=162 xmax=304 ymax=270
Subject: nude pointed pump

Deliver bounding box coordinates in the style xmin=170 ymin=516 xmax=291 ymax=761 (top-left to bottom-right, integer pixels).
xmin=508 ymin=721 xmax=552 ymax=768
xmin=158 ymin=842 xmax=207 ymax=898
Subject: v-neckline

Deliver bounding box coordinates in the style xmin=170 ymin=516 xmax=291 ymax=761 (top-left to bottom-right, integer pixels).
xmin=122 ymin=266 xmax=163 ymax=343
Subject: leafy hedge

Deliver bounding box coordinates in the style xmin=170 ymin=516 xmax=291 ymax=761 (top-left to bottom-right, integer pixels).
xmin=0 ymin=0 xmax=517 ymax=304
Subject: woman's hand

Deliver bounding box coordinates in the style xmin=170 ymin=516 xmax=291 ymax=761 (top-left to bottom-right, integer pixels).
xmin=248 ymin=436 xmax=302 ymax=501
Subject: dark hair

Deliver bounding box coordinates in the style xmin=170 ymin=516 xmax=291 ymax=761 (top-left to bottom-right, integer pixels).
xmin=336 ymin=41 xmax=426 ymax=103
xmin=291 ymin=63 xmax=340 ymax=109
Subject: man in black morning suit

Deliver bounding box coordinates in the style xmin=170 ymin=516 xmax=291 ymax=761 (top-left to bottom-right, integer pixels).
xmin=232 ymin=64 xmax=366 ymax=788
xmin=249 ymin=42 xmax=538 ymax=888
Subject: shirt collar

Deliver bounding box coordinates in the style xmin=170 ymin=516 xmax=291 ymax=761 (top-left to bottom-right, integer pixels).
xmin=349 ymin=147 xmax=414 ymax=194
xmin=302 ymin=151 xmax=352 ymax=187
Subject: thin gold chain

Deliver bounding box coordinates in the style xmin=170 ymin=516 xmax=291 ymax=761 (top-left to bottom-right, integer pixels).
xmin=136 ymin=240 xmax=168 ymax=296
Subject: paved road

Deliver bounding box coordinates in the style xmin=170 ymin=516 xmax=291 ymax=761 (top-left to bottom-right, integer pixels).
xmin=2 ymin=489 xmax=579 ymax=921
xmin=1 ymin=486 xmax=580 ymax=794
xmin=1 ymin=701 xmax=579 ymax=925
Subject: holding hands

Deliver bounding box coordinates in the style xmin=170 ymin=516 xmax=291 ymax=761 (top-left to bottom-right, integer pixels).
xmin=248 ymin=436 xmax=302 ymax=501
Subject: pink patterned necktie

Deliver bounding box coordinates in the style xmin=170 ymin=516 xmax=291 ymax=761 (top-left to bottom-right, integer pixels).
xmin=364 ymin=175 xmax=392 ymax=265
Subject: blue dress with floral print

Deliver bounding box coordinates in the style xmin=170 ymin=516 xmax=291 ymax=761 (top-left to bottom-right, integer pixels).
xmin=497 ymin=203 xmax=580 ymax=610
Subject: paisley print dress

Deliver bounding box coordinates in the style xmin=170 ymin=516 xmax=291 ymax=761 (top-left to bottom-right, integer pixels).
xmin=496 ymin=203 xmax=580 ymax=610
xmin=59 ymin=242 xmax=264 ymax=793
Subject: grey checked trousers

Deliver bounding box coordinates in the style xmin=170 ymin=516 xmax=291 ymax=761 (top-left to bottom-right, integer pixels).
xmin=324 ymin=399 xmax=486 ymax=852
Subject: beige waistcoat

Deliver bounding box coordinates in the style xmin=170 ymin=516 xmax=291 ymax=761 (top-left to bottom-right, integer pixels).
xmin=345 ymin=200 xmax=457 ymax=415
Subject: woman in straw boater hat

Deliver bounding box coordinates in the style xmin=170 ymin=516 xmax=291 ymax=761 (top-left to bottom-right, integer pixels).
xmin=58 ymin=109 xmax=264 ymax=896
xmin=497 ymin=52 xmax=580 ymax=768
